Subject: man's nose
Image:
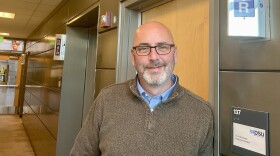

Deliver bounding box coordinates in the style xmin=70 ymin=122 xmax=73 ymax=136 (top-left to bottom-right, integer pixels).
xmin=148 ymin=47 xmax=159 ymax=59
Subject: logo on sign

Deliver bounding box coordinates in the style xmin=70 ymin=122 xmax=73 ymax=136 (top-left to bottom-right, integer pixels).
xmin=234 ymin=0 xmax=255 ymax=17
xmin=250 ymin=129 xmax=265 ymax=137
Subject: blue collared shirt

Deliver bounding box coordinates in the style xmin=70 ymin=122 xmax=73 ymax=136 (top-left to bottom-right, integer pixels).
xmin=137 ymin=74 xmax=177 ymax=111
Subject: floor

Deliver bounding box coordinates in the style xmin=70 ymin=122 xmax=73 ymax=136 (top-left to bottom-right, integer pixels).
xmin=0 ymin=115 xmax=35 ymax=156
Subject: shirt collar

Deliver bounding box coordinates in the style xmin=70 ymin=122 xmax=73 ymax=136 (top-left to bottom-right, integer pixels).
xmin=136 ymin=74 xmax=177 ymax=100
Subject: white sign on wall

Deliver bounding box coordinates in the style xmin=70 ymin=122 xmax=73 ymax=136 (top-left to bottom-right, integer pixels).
xmin=228 ymin=0 xmax=270 ymax=38
xmin=0 ymin=39 xmax=24 ymax=51
xmin=53 ymin=34 xmax=66 ymax=61
xmin=233 ymin=123 xmax=266 ymax=155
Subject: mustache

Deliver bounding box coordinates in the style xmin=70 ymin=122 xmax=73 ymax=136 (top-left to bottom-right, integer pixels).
xmin=143 ymin=60 xmax=166 ymax=69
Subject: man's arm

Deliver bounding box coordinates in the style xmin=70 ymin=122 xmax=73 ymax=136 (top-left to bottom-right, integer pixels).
xmin=70 ymin=100 xmax=102 ymax=156
xmin=198 ymin=107 xmax=214 ymax=156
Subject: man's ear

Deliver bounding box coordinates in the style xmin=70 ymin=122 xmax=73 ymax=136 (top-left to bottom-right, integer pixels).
xmin=174 ymin=47 xmax=178 ymax=64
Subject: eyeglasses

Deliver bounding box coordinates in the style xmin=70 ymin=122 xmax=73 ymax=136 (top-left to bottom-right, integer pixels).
xmin=132 ymin=44 xmax=175 ymax=56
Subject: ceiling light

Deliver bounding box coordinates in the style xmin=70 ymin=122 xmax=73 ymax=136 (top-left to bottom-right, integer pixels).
xmin=0 ymin=32 xmax=9 ymax=36
xmin=0 ymin=12 xmax=15 ymax=19
xmin=45 ymin=36 xmax=56 ymax=41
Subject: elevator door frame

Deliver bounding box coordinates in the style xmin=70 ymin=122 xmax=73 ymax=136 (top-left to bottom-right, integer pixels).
xmin=56 ymin=4 xmax=99 ymax=155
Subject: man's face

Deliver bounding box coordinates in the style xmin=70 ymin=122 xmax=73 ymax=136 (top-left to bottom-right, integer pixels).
xmin=131 ymin=23 xmax=177 ymax=86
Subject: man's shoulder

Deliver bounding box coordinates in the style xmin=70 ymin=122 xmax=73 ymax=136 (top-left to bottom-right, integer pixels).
xmin=178 ymin=85 xmax=212 ymax=114
xmin=98 ymin=79 xmax=133 ymax=95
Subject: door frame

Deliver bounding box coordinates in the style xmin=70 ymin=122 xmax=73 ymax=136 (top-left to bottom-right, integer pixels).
xmin=210 ymin=0 xmax=220 ymax=155
xmin=117 ymin=0 xmax=173 ymax=82
xmin=0 ymin=52 xmax=23 ymax=114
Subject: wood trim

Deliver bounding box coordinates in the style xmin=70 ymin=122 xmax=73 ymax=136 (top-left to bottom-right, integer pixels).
xmin=142 ymin=0 xmax=209 ymax=100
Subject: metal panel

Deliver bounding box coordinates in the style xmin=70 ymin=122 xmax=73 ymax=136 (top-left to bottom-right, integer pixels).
xmin=117 ymin=1 xmax=138 ymax=83
xmin=23 ymin=37 xmax=62 ymax=154
xmin=83 ymin=26 xmax=98 ymax=122
xmin=22 ymin=101 xmax=57 ymax=156
xmin=96 ymin=29 xmax=118 ymax=69
xmin=219 ymin=0 xmax=280 ymax=70
xmin=209 ymin=0 xmax=220 ymax=155
xmin=56 ymin=27 xmax=88 ymax=156
xmin=94 ymin=69 xmax=116 ymax=98
xmin=220 ymin=71 xmax=280 ymax=155
xmin=24 ymin=85 xmax=59 ymax=138
xmin=57 ymin=6 xmax=99 ymax=155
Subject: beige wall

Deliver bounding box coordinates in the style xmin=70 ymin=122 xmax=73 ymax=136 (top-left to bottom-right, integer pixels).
xmin=142 ymin=0 xmax=209 ymax=100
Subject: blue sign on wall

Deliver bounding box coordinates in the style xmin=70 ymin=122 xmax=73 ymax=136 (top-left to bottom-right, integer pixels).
xmin=234 ymin=0 xmax=255 ymax=17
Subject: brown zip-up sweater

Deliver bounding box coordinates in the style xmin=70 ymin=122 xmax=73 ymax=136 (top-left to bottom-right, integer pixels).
xmin=70 ymin=77 xmax=214 ymax=156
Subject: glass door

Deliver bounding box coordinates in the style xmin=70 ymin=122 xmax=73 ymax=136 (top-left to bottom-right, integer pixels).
xmin=0 ymin=59 xmax=18 ymax=114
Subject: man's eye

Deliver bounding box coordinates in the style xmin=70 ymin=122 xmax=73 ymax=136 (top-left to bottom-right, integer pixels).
xmin=137 ymin=47 xmax=149 ymax=51
xmin=157 ymin=45 xmax=169 ymax=51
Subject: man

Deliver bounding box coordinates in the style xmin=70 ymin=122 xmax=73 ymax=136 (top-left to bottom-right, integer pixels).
xmin=70 ymin=21 xmax=214 ymax=155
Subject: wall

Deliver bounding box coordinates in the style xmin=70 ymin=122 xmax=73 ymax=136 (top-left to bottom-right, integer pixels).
xmin=28 ymin=0 xmax=99 ymax=40
xmin=23 ymin=0 xmax=119 ymax=155
xmin=142 ymin=0 xmax=209 ymax=100
xmin=23 ymin=39 xmax=63 ymax=155
xmin=23 ymin=0 xmax=98 ymax=155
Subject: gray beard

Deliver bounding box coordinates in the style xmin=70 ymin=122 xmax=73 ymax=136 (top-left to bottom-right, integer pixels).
xmin=142 ymin=70 xmax=168 ymax=86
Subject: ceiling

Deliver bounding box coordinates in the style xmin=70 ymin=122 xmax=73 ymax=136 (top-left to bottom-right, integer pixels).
xmin=0 ymin=0 xmax=63 ymax=39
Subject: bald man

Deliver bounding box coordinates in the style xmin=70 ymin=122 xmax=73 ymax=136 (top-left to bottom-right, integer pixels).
xmin=70 ymin=21 xmax=214 ymax=156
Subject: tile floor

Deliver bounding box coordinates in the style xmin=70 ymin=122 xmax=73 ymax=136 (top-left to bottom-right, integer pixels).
xmin=0 ymin=115 xmax=35 ymax=156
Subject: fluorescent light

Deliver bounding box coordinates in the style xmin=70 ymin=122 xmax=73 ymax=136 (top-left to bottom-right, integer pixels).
xmin=0 ymin=32 xmax=9 ymax=36
xmin=0 ymin=12 xmax=15 ymax=19
xmin=45 ymin=36 xmax=56 ymax=41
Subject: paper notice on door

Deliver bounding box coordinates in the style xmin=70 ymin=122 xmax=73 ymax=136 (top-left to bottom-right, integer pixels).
xmin=233 ymin=122 xmax=266 ymax=155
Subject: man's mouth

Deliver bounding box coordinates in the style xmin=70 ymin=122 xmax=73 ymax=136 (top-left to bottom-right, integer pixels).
xmin=147 ymin=65 xmax=162 ymax=69
xmin=145 ymin=65 xmax=164 ymax=73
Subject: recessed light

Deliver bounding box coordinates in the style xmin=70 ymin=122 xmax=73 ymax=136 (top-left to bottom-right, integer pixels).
xmin=0 ymin=12 xmax=15 ymax=19
xmin=0 ymin=32 xmax=10 ymax=36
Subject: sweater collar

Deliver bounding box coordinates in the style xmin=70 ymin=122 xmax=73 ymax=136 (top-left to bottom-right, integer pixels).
xmin=129 ymin=75 xmax=184 ymax=102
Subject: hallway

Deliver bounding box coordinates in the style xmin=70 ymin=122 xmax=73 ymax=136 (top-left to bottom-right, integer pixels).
xmin=0 ymin=115 xmax=34 ymax=156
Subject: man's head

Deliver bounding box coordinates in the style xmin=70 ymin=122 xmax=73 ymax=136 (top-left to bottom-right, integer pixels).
xmin=131 ymin=21 xmax=177 ymax=87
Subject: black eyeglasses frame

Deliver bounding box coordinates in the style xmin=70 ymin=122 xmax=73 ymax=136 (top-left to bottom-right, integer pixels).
xmin=132 ymin=44 xmax=175 ymax=56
